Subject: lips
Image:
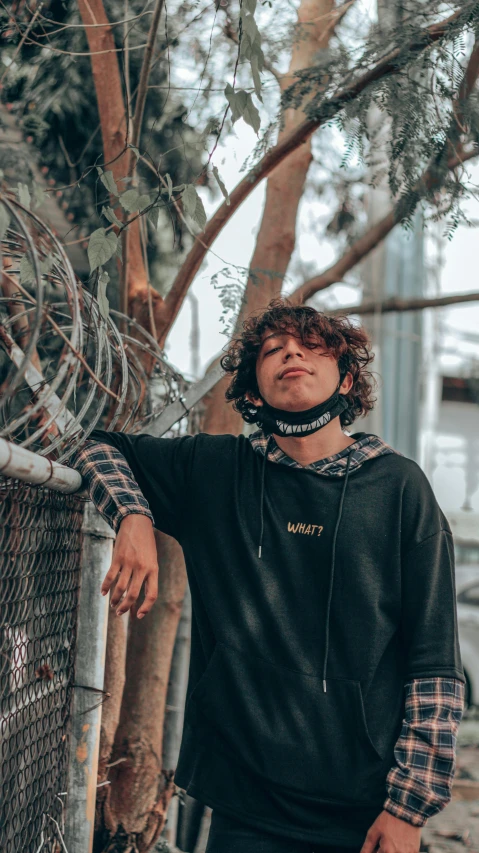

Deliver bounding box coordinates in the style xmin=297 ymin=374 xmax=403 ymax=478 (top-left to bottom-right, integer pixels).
xmin=280 ymin=367 xmax=310 ymax=378
xmin=276 ymin=412 xmax=331 ymax=435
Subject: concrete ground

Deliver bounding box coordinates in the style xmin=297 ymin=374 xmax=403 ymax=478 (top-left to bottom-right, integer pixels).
xmin=421 ymin=710 xmax=479 ymax=852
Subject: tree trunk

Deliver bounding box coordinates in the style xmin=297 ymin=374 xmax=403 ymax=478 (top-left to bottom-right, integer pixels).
xmin=77 ymin=7 xmax=191 ymax=850
xmin=95 ymin=607 xmax=127 ymax=836
xmin=97 ymin=529 xmax=187 ymax=851
xmin=78 ymin=0 xmax=163 ymax=333
xmin=202 ymin=0 xmax=335 ymax=435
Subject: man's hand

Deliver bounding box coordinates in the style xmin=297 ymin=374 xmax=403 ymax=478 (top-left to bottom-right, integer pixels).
xmin=101 ymin=514 xmax=158 ymax=619
xmin=360 ymin=809 xmax=421 ymax=853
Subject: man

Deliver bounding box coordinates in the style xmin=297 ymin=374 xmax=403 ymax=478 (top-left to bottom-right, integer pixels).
xmin=72 ymin=300 xmax=465 ymax=853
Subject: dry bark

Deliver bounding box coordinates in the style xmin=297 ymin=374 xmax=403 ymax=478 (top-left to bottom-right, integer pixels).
xmin=99 ymin=530 xmax=187 ymax=851
xmin=78 ymin=0 xmax=157 ymax=330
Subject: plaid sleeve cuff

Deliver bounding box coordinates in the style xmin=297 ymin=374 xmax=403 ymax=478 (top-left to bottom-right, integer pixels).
xmin=69 ymin=439 xmax=154 ymax=534
xmin=383 ymin=677 xmax=465 ymax=827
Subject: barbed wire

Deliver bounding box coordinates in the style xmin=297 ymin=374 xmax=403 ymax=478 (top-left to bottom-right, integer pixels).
xmin=0 ymin=190 xmax=191 ymax=462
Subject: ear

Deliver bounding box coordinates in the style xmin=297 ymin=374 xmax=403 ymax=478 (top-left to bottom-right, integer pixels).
xmin=246 ymin=391 xmax=263 ymax=408
xmin=339 ymin=371 xmax=353 ymax=395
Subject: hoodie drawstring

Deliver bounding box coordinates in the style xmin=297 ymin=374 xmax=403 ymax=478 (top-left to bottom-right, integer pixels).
xmin=257 ymin=437 xmax=353 ymax=694
xmin=258 ymin=436 xmax=271 ymax=559
xmin=322 ymin=449 xmax=352 ymax=693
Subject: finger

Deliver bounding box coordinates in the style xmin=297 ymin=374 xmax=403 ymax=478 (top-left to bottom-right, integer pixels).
xmin=137 ymin=571 xmax=158 ymax=619
xmin=110 ymin=567 xmax=133 ymax=607
xmin=360 ymin=828 xmax=380 ymax=853
xmin=116 ymin=576 xmax=144 ymax=616
xmin=101 ymin=560 xmax=122 ymax=595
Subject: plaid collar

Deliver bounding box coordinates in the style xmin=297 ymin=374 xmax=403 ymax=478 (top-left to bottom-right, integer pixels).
xmin=248 ymin=429 xmax=398 ymax=477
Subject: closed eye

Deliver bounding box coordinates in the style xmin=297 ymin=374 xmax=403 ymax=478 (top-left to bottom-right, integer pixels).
xmin=265 ymin=346 xmax=281 ymax=355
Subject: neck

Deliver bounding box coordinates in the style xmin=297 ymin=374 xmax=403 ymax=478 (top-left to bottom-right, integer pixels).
xmin=273 ymin=418 xmax=356 ymax=467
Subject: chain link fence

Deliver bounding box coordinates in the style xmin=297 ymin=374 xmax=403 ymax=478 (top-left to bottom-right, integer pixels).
xmin=0 ymin=478 xmax=84 ymax=853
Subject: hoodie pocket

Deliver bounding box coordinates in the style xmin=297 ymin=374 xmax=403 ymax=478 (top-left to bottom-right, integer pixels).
xmin=188 ymin=641 xmax=385 ymax=803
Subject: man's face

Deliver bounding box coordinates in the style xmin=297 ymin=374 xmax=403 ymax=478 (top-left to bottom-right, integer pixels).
xmin=253 ymin=328 xmax=350 ymax=412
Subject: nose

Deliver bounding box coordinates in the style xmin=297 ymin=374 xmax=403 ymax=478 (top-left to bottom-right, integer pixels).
xmin=283 ymin=336 xmax=304 ymax=360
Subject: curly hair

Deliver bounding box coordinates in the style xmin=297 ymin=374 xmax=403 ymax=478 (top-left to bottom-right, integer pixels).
xmin=221 ymin=299 xmax=377 ymax=428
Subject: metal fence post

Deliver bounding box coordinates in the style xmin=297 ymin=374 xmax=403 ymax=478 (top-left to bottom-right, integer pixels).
xmin=161 ymin=583 xmax=192 ymax=846
xmin=64 ymin=503 xmax=114 ymax=853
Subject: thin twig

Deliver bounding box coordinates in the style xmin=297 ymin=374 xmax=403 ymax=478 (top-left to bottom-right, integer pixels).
xmin=130 ymin=0 xmax=165 ymax=156
xmin=0 ymin=0 xmax=45 ymax=85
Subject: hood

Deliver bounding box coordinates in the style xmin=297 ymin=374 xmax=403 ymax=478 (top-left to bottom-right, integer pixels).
xmin=249 ymin=429 xmax=399 ymax=476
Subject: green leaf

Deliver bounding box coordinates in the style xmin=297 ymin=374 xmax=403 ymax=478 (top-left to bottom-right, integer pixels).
xmin=88 ymin=228 xmax=118 ymax=272
xmin=182 ymin=184 xmax=198 ymax=219
xmin=225 ymin=85 xmax=248 ymax=124
xmin=137 ymin=193 xmax=152 ymax=210
xmin=119 ymin=189 xmax=141 ymax=212
xmin=182 ymin=185 xmax=207 ymax=230
xmin=242 ymin=93 xmax=261 ymax=134
xmin=165 ymin=173 xmax=173 ymax=199
xmin=250 ymin=38 xmax=265 ymax=72
xmin=40 ymin=254 xmax=54 ymax=275
xmin=129 ymin=145 xmax=140 ymax=160
xmin=193 ymin=194 xmax=207 ymax=230
xmin=112 ymin=237 xmax=123 ymax=263
xmin=250 ymin=54 xmax=263 ymax=102
xmin=243 ymin=0 xmax=256 ymax=11
xmin=100 ymin=170 xmax=119 ymax=196
xmin=32 ymin=184 xmax=47 ymax=210
xmin=212 ymin=166 xmax=231 ymax=206
xmin=101 ymin=205 xmax=123 ymax=228
xmin=147 ymin=206 xmax=161 ymax=230
xmin=19 ymin=256 xmax=34 ymax=284
xmin=241 ymin=12 xmax=260 ymax=44
xmin=97 ymin=268 xmax=110 ymax=321
xmin=0 ymin=204 xmax=9 ymax=241
xmin=17 ymin=183 xmax=31 ymax=209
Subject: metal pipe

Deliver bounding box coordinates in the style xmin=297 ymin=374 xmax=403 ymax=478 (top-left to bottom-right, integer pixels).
xmin=64 ymin=504 xmax=113 ymax=853
xmin=0 ymin=435 xmax=82 ymax=493
xmin=162 ymin=584 xmax=192 ymax=846
xmin=146 ymin=362 xmax=224 ymax=437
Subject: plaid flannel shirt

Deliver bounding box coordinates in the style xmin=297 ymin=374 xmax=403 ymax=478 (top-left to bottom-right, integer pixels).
xmin=70 ymin=432 xmax=465 ymax=827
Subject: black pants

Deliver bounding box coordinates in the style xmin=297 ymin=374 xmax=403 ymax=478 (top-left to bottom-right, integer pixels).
xmin=205 ymin=811 xmax=362 ymax=853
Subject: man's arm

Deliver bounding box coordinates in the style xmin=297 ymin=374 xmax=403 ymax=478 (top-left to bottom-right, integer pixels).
xmin=362 ymin=469 xmax=465 ymax=853
xmin=384 ymin=676 xmax=464 ymax=823
xmin=70 ymin=439 xmax=159 ymax=618
xmin=361 ymin=676 xmax=464 ymax=853
xmin=69 ymin=440 xmax=154 ymax=534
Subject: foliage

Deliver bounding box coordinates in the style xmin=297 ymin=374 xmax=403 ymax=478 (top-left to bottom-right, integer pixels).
xmin=280 ymin=0 xmax=479 ymax=233
xmin=2 ymin=1 xmax=479 ymax=329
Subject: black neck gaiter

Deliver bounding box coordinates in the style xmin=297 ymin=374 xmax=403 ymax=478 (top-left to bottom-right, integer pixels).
xmin=254 ymin=383 xmax=349 ymax=437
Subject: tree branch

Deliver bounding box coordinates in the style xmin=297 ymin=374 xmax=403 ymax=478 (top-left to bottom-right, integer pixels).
xmin=130 ymin=0 xmax=165 ymax=155
xmin=159 ymin=4 xmax=468 ymax=343
xmin=290 ymin=143 xmax=479 ymax=303
xmin=332 ymin=290 xmax=479 ymax=316
xmin=290 ymin=33 xmax=479 ymax=306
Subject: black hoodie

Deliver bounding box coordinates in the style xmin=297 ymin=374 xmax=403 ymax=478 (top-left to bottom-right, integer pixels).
xmin=88 ymin=427 xmax=464 ymax=847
